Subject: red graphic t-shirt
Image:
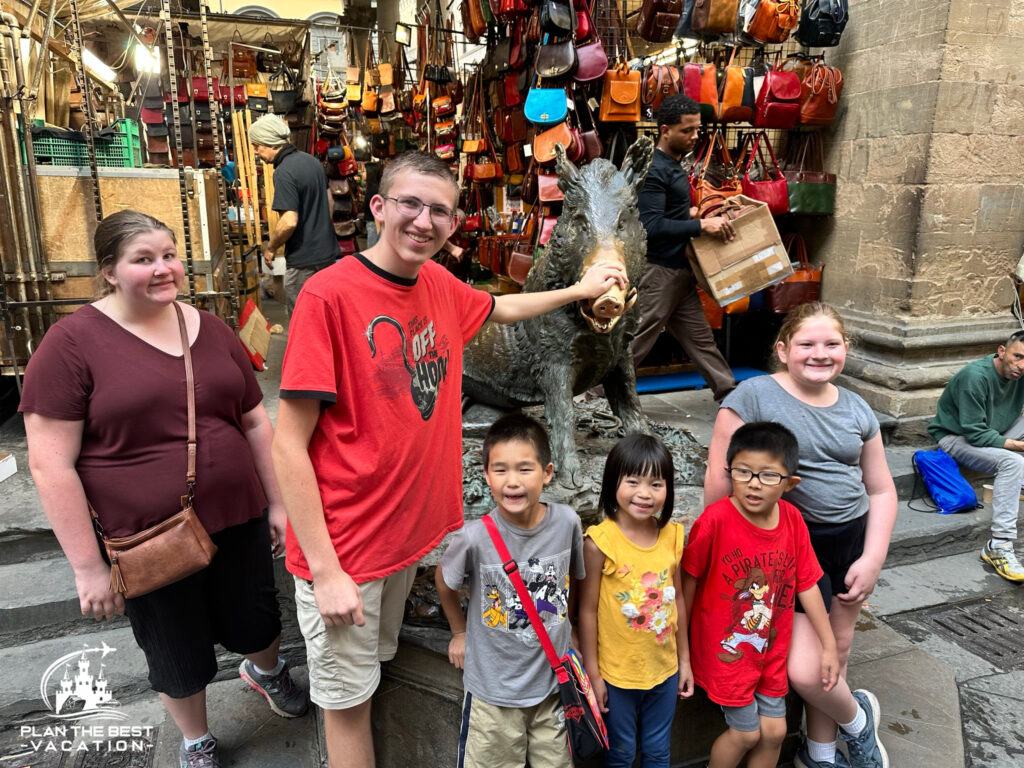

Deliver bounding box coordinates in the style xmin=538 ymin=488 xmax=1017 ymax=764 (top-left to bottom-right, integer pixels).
xmin=682 ymin=497 xmax=822 ymax=706
xmin=280 ymin=254 xmax=494 ymax=582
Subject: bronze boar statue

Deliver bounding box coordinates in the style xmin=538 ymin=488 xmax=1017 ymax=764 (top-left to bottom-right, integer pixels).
xmin=463 ymin=137 xmax=655 ymax=484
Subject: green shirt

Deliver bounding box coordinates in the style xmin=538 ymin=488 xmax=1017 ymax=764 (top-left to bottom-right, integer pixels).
xmin=928 ymin=356 xmax=1024 ymax=448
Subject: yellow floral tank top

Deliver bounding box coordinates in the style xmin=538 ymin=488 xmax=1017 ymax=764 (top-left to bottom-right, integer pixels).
xmin=587 ymin=519 xmax=685 ymax=689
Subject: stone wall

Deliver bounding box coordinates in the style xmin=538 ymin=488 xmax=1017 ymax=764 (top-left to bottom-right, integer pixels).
xmin=814 ymin=0 xmax=1024 ymax=438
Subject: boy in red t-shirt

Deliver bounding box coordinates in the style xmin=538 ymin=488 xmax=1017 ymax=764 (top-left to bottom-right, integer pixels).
xmin=271 ymin=151 xmax=628 ymax=768
xmin=682 ymin=422 xmax=839 ymax=768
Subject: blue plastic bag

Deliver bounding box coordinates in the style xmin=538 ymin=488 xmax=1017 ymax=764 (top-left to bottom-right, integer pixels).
xmin=911 ymin=449 xmax=980 ymax=514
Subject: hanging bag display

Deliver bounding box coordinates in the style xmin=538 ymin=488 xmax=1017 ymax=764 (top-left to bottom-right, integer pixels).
xmin=692 ymin=0 xmax=741 ymax=35
xmin=481 ymin=516 xmax=609 ymax=761
xmin=782 ymin=132 xmax=835 ymax=215
xmin=228 ymin=30 xmax=257 ymax=79
xmin=257 ymin=33 xmax=283 ymax=73
xmin=682 ymin=57 xmax=718 ymax=123
xmin=739 ymin=131 xmax=789 ymax=215
xmin=540 ymin=0 xmax=574 ymax=35
xmin=525 ymin=75 xmax=569 ymax=126
xmin=717 ymin=48 xmax=755 ymax=123
xmin=635 ymin=0 xmax=684 ymax=42
xmin=535 ymin=34 xmax=578 ymax=79
xmin=690 ymin=129 xmax=743 ymax=206
xmin=90 ymin=304 xmax=217 ymax=599
xmin=744 ymin=0 xmax=800 ymax=44
xmin=599 ymin=59 xmax=642 ymax=122
xmin=764 ymin=233 xmax=822 ymax=312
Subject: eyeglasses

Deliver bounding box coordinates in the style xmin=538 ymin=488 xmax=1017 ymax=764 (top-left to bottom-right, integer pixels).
xmin=726 ymin=468 xmax=790 ymax=486
xmin=381 ymin=195 xmax=456 ymax=224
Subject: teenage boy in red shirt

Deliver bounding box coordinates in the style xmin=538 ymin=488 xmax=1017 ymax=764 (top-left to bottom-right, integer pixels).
xmin=272 ymin=151 xmax=627 ymax=768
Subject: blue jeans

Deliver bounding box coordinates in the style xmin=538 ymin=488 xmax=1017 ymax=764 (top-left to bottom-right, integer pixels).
xmin=604 ymin=672 xmax=678 ymax=768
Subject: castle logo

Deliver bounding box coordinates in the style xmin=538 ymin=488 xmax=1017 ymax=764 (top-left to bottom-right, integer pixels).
xmin=40 ymin=641 xmax=127 ymax=722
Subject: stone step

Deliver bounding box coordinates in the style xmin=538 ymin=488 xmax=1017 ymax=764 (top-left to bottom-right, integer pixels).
xmin=885 ymin=497 xmax=994 ymax=568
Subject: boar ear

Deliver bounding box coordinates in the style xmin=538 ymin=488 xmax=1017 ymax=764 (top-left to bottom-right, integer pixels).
xmin=621 ymin=136 xmax=654 ymax=192
xmin=554 ymin=143 xmax=580 ymax=191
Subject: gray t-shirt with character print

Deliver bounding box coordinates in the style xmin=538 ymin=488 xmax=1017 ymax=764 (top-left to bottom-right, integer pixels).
xmin=440 ymin=502 xmax=585 ymax=707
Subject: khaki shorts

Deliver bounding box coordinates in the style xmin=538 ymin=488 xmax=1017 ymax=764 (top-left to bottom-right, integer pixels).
xmin=294 ymin=565 xmax=417 ymax=710
xmin=458 ymin=691 xmax=571 ymax=768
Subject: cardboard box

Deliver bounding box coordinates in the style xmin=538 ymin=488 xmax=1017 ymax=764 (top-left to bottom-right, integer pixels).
xmin=686 ymin=195 xmax=793 ymax=307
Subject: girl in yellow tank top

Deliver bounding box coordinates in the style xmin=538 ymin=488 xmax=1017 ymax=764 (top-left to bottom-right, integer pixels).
xmin=579 ymin=435 xmax=694 ymax=768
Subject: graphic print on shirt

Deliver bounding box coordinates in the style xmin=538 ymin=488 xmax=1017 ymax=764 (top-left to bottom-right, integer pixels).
xmin=613 ymin=564 xmax=676 ymax=644
xmin=479 ymin=550 xmax=571 ymax=646
xmin=718 ymin=566 xmax=775 ymax=663
xmin=366 ymin=314 xmax=451 ymax=420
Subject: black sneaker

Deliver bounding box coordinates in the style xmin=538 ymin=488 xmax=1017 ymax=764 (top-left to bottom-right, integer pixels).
xmin=239 ymin=658 xmax=309 ymax=718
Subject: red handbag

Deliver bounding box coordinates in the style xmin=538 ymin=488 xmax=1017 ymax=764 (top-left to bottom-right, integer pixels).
xmin=538 ymin=211 xmax=558 ymax=245
xmin=753 ymin=64 xmax=801 ymax=129
xmin=765 ymin=234 xmax=822 ymax=313
xmin=537 ymin=173 xmax=563 ymax=202
xmin=739 ymin=132 xmax=789 ymax=216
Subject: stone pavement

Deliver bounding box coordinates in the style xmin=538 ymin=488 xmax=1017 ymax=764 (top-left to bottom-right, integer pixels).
xmin=1 ymin=306 xmax=1016 ymax=766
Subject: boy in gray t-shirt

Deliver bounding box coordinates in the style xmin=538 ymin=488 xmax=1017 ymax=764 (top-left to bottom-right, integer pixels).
xmin=437 ymin=415 xmax=584 ymax=768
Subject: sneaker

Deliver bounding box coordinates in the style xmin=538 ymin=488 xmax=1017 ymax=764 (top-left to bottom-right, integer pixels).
xmin=794 ymin=743 xmax=852 ymax=768
xmin=980 ymin=540 xmax=1024 ymax=582
xmin=239 ymin=658 xmax=309 ymax=718
xmin=180 ymin=736 xmax=220 ymax=768
xmin=839 ymin=690 xmax=889 ymax=768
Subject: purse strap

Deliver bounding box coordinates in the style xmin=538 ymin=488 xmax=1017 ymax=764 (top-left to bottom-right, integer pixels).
xmin=481 ymin=515 xmax=562 ymax=672
xmin=174 ymin=302 xmax=198 ymax=495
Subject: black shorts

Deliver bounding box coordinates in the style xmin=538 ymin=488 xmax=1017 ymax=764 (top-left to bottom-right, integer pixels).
xmin=123 ymin=511 xmax=282 ymax=698
xmin=795 ymin=515 xmax=867 ymax=614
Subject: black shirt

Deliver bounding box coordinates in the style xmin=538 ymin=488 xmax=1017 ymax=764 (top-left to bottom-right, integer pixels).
xmin=637 ymin=147 xmax=703 ymax=270
xmin=271 ymin=144 xmax=340 ymax=268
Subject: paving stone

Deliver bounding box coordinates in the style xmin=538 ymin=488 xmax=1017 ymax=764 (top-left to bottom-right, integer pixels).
xmin=871 ymin=550 xmax=1016 ymax=616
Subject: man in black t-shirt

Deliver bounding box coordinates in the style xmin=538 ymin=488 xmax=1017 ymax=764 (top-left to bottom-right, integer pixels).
xmin=633 ymin=94 xmax=737 ymax=401
xmin=249 ymin=114 xmax=340 ymax=313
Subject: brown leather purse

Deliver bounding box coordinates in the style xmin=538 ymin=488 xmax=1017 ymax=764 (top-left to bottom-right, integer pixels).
xmin=599 ymin=60 xmax=642 ymax=122
xmin=90 ymin=304 xmax=217 ymax=599
xmin=799 ymin=62 xmax=843 ymax=125
xmin=534 ymin=121 xmax=575 ymax=164
xmin=692 ymin=0 xmax=740 ymax=35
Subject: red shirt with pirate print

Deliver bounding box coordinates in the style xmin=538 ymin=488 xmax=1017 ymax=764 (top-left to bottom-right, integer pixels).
xmin=681 ymin=497 xmax=822 ymax=706
xmin=280 ymin=254 xmax=494 ymax=583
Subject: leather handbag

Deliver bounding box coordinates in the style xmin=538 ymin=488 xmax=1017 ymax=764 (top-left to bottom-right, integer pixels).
xmin=463 ymin=0 xmax=488 ymax=42
xmin=599 ymin=61 xmax=642 ymax=122
xmin=257 ymin=33 xmax=283 ymax=73
xmin=643 ymin=64 xmax=682 ymax=117
xmin=540 ymin=0 xmax=574 ymax=35
xmin=717 ymin=49 xmax=755 ymax=123
xmin=191 ymin=76 xmax=217 ymax=102
xmin=745 ymin=0 xmax=800 ymax=43
xmin=799 ymin=62 xmax=843 ymax=125
xmin=739 ymin=132 xmax=788 ymax=215
xmin=753 ymin=59 xmax=801 ymax=129
xmin=635 ymin=0 xmax=684 ymax=42
xmin=796 ymin=0 xmax=849 ymax=48
xmin=765 ymin=233 xmax=822 ymax=312
xmin=690 ymin=129 xmax=742 ymax=206
xmin=338 ymin=237 xmax=358 ymax=256
xmin=537 ymin=172 xmax=564 ymax=202
xmin=228 ymin=31 xmax=257 ymax=78
xmin=525 ymin=82 xmax=569 ymax=126
xmin=692 ymin=0 xmax=740 ymax=35
xmin=470 ymin=147 xmax=504 ymax=182
xmin=90 ymin=304 xmax=217 ymax=599
xmin=141 ymin=107 xmax=164 ymax=124
xmin=576 ymin=96 xmax=603 ymax=162
xmin=534 ymin=121 xmax=575 ymax=164
xmin=281 ymin=38 xmax=303 ymax=69
xmin=538 ymin=211 xmax=558 ymax=245
xmin=574 ymin=39 xmax=608 ymax=82
xmin=535 ymin=36 xmax=577 ymax=78
xmin=682 ymin=60 xmax=718 ymax=122
xmin=782 ymin=132 xmax=835 ymax=215
xmin=221 ymin=84 xmax=248 ymax=104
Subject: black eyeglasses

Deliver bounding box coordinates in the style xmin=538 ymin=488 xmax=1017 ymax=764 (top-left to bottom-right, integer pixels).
xmin=381 ymin=195 xmax=456 ymax=224
xmin=726 ymin=468 xmax=790 ymax=486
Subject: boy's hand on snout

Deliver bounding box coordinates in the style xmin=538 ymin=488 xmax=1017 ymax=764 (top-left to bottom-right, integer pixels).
xmin=448 ymin=633 xmax=466 ymax=669
xmin=577 ymin=261 xmax=628 ymax=298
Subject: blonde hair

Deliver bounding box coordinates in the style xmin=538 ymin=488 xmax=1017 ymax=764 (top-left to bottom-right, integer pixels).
xmin=771 ymin=302 xmax=849 ymax=371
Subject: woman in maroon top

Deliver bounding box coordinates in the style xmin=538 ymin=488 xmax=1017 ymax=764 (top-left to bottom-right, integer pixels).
xmin=20 ymin=211 xmax=307 ymax=767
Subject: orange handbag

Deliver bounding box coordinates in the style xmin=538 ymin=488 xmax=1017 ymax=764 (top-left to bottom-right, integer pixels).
xmin=744 ymin=0 xmax=800 ymax=44
xmin=533 ymin=121 xmax=575 ymax=164
xmin=799 ymin=62 xmax=843 ymax=125
xmin=717 ymin=49 xmax=754 ymax=123
xmin=689 ymin=130 xmax=742 ymax=207
xmin=599 ymin=61 xmax=641 ymax=123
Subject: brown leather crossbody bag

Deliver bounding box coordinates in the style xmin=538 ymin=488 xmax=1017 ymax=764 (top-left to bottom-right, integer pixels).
xmin=90 ymin=303 xmax=217 ymax=599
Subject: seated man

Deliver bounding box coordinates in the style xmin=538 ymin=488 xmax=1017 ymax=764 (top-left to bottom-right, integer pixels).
xmin=929 ymin=330 xmax=1024 ymax=581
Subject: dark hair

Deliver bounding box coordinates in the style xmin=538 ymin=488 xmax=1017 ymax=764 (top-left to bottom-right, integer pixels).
xmin=599 ymin=434 xmax=674 ymax=527
xmin=93 ymin=210 xmax=176 ymax=296
xmin=726 ymin=421 xmax=800 ymax=476
xmin=379 ymin=150 xmax=457 ymax=201
xmin=655 ymin=93 xmax=700 ymax=128
xmin=482 ymin=413 xmax=552 ymax=469
xmin=1004 ymin=330 xmax=1024 ymax=348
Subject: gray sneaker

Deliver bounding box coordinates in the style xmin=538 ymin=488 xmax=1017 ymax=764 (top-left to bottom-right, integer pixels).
xmin=794 ymin=743 xmax=852 ymax=768
xmin=180 ymin=735 xmax=220 ymax=768
xmin=839 ymin=689 xmax=889 ymax=768
xmin=239 ymin=658 xmax=309 ymax=718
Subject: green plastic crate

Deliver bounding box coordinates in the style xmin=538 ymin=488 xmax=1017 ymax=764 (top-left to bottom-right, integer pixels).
xmin=23 ymin=121 xmax=87 ymax=166
xmin=94 ymin=119 xmax=142 ymax=168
